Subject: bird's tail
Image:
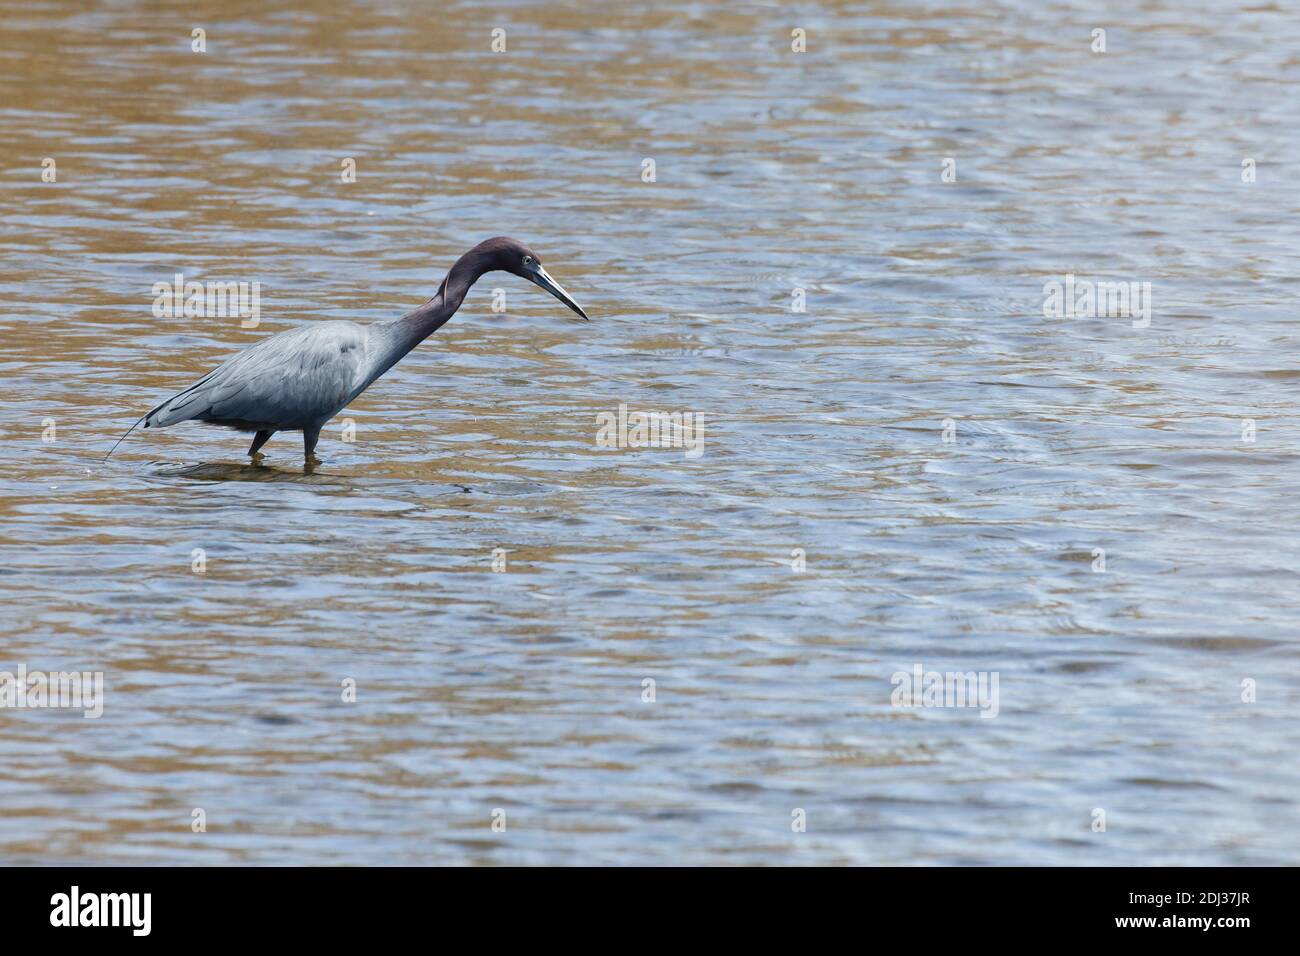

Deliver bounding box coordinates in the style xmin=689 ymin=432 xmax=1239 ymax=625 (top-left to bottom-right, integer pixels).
xmin=104 ymin=369 xmax=223 ymax=461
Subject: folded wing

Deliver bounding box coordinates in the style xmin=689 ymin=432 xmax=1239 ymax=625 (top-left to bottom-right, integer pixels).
xmin=144 ymin=321 xmax=370 ymax=431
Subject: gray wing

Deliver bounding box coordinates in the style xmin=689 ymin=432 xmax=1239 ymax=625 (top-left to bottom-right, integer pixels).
xmin=144 ymin=321 xmax=371 ymax=431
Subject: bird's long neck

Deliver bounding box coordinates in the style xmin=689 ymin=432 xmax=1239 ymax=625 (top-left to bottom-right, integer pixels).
xmin=366 ymin=248 xmax=490 ymax=384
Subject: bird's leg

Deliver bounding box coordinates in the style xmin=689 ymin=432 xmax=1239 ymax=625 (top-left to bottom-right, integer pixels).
xmin=248 ymin=430 xmax=274 ymax=458
xmin=303 ymin=425 xmax=322 ymax=465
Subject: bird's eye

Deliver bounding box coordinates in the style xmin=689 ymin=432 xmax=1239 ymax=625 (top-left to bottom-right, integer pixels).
xmin=523 ymin=256 xmax=534 ymax=267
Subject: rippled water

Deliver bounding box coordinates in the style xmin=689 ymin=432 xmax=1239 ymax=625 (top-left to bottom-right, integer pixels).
xmin=1 ymin=0 xmax=1298 ymax=864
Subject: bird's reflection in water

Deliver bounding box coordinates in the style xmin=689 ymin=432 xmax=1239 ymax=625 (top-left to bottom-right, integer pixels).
xmin=158 ymin=460 xmax=342 ymax=483
xmin=154 ymin=460 xmax=475 ymax=494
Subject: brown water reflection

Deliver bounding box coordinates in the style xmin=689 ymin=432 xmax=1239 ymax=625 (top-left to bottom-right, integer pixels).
xmin=1 ymin=0 xmax=1298 ymax=864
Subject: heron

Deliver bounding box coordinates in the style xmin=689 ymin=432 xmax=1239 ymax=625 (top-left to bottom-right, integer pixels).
xmin=107 ymin=237 xmax=588 ymax=464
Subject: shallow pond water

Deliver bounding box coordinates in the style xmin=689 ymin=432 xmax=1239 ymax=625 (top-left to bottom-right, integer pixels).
xmin=0 ymin=0 xmax=1297 ymax=864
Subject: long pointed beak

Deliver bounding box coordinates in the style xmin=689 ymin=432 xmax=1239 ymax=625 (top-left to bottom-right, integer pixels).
xmin=529 ymin=264 xmax=589 ymax=321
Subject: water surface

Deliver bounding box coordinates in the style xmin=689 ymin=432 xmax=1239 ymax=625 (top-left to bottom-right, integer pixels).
xmin=1 ymin=0 xmax=1298 ymax=864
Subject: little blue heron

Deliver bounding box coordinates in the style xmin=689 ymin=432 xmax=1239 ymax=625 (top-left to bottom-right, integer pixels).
xmin=108 ymin=237 xmax=588 ymax=463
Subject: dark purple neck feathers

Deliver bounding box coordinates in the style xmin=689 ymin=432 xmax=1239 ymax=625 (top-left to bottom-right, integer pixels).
xmin=436 ymin=244 xmax=497 ymax=317
xmin=359 ymin=242 xmax=516 ymax=390
xmin=385 ymin=245 xmax=497 ymax=352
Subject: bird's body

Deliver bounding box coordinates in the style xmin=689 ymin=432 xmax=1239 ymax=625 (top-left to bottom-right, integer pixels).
xmin=145 ymin=320 xmax=369 ymax=436
xmin=116 ymin=237 xmax=588 ymax=462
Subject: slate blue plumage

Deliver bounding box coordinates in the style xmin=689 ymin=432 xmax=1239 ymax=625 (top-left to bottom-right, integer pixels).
xmin=120 ymin=237 xmax=587 ymax=461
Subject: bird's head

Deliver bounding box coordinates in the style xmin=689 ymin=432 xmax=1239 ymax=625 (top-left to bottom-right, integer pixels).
xmin=472 ymin=236 xmax=589 ymax=320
